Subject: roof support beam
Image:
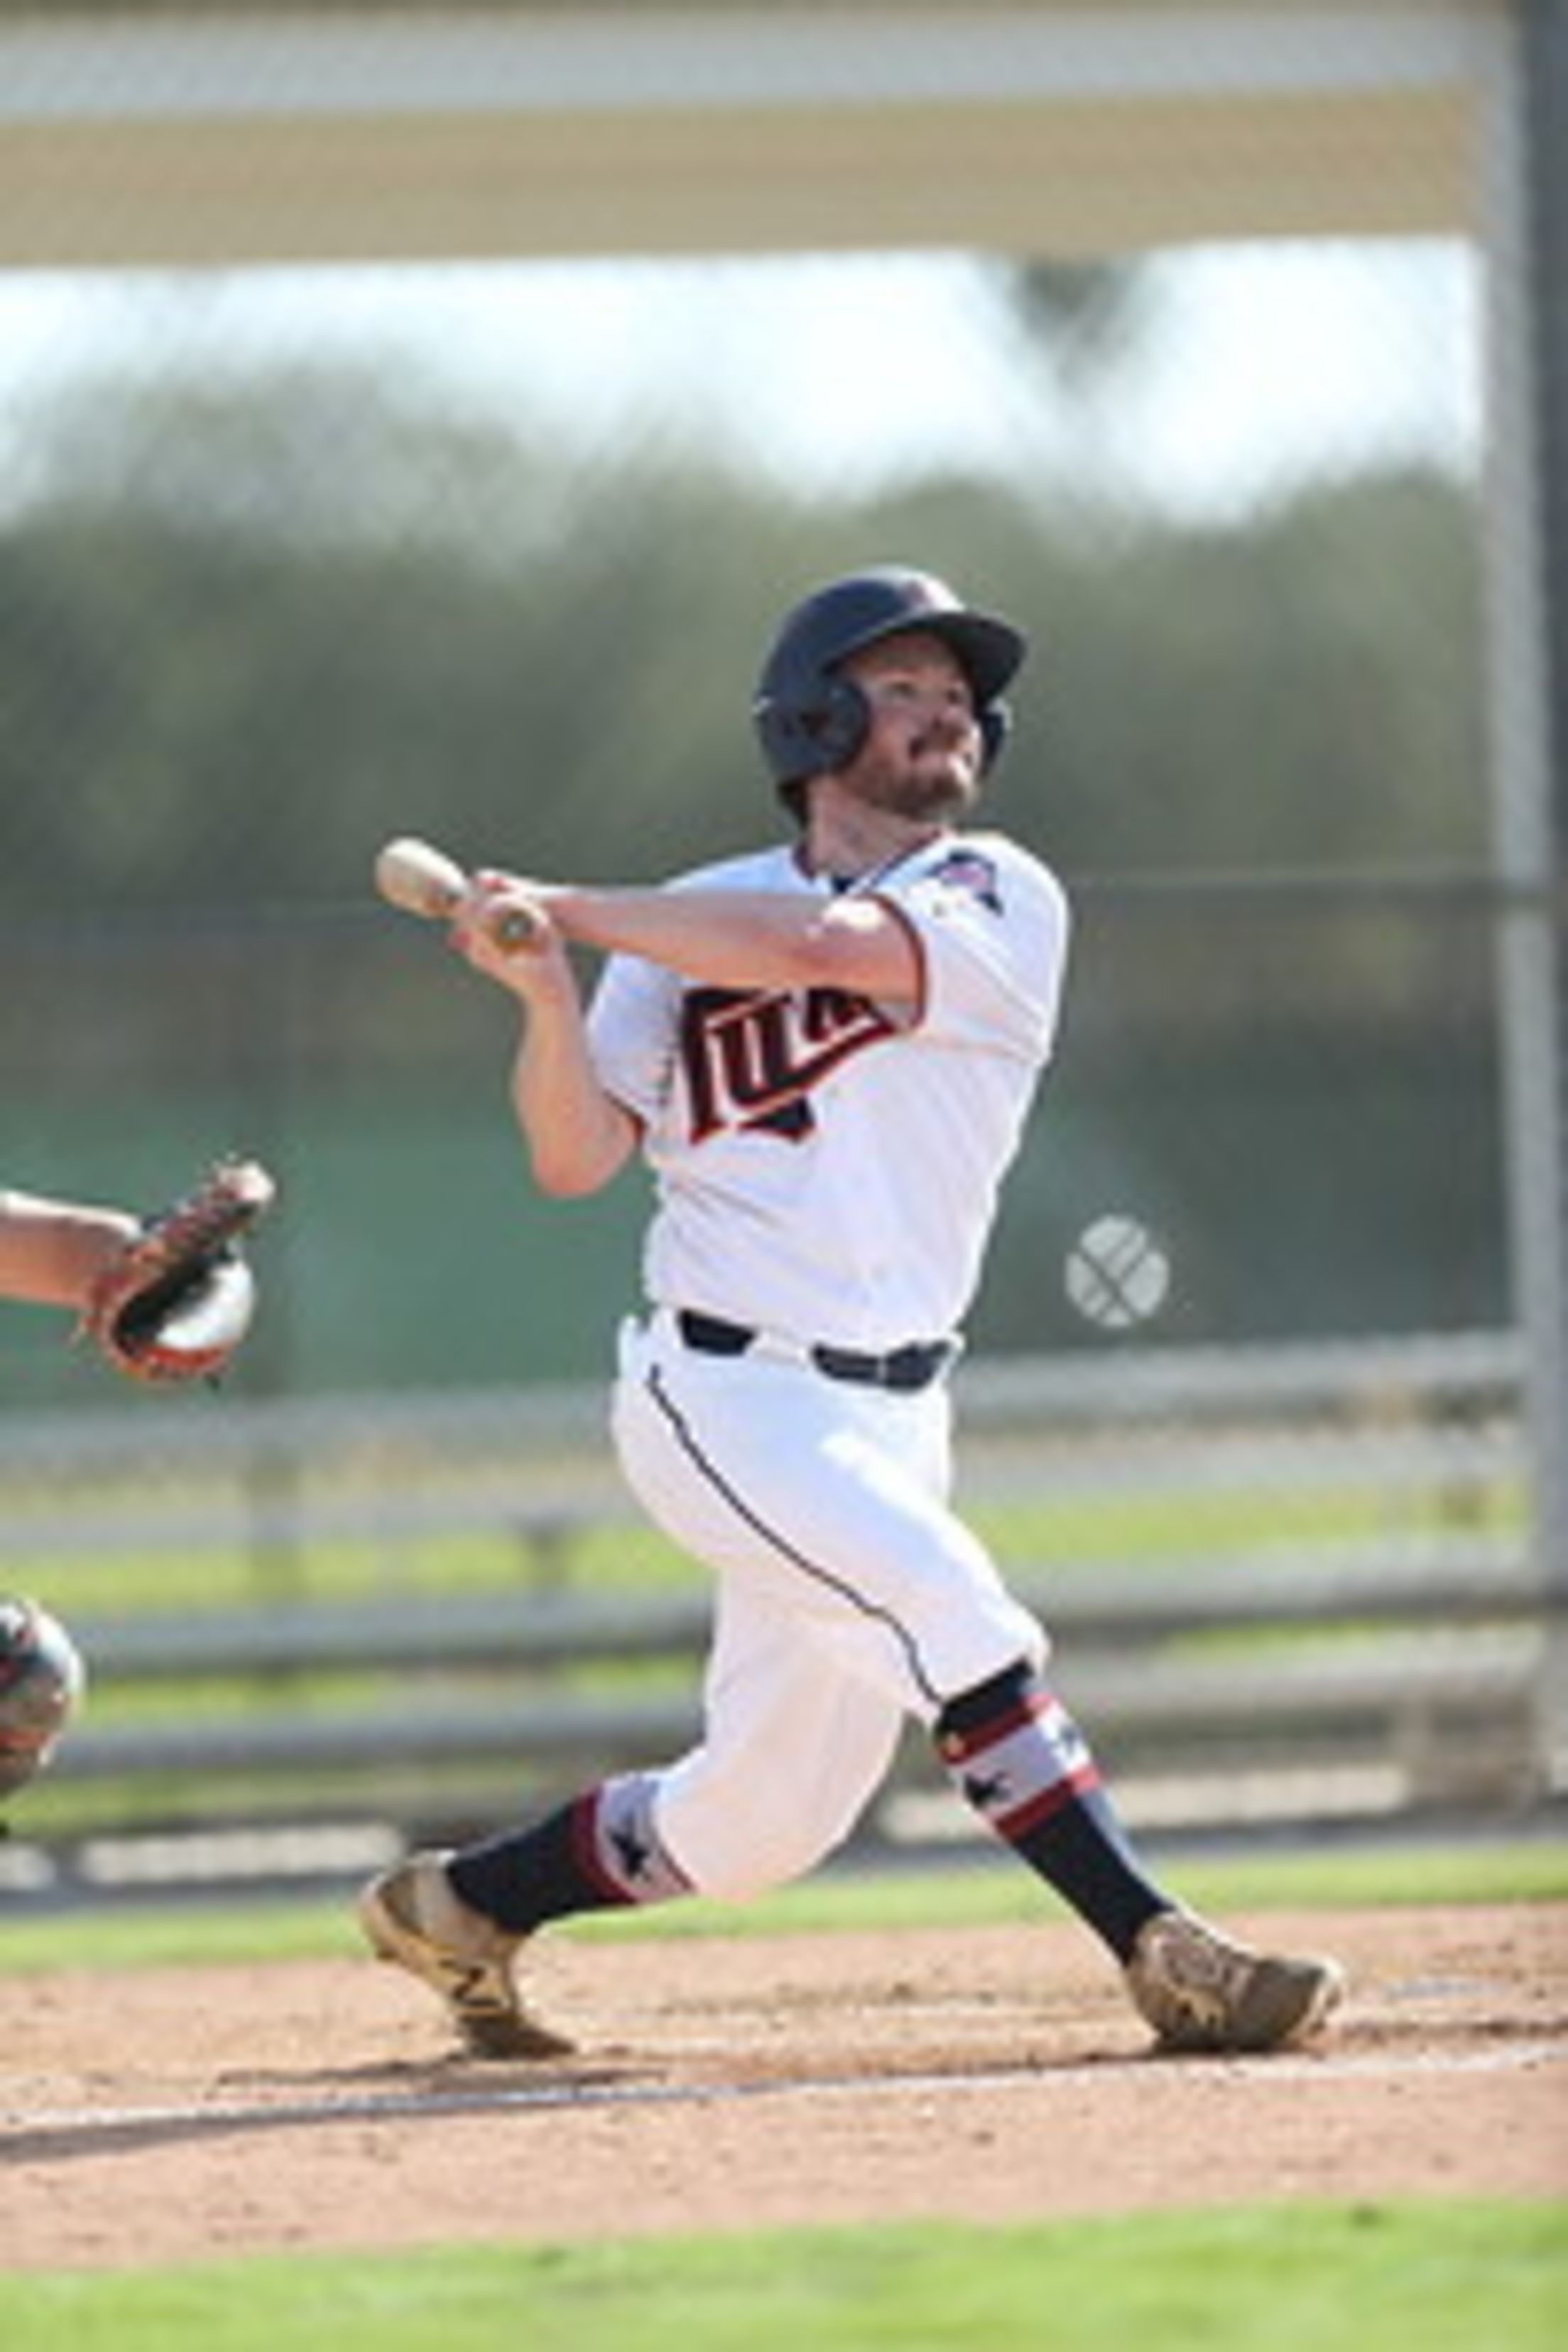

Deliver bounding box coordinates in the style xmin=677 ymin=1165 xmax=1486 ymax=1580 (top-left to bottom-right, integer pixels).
xmin=0 ymin=5 xmax=1498 ymax=268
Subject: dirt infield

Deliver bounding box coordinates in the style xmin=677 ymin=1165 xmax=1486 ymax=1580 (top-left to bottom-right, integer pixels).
xmin=3 ymin=1902 xmax=1565 ymax=2271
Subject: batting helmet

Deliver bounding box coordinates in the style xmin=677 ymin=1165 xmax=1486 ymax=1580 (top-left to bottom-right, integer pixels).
xmin=751 ymin=566 xmax=1027 ymax=793
xmin=0 ymin=1595 xmax=85 ymax=1800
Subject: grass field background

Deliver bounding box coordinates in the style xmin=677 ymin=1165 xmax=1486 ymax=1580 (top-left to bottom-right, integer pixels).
xmin=1 ymin=1834 xmax=1564 ymax=1973
xmin=10 ymin=2204 xmax=1564 ymax=2352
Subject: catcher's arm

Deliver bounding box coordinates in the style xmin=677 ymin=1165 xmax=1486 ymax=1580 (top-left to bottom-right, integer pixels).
xmin=0 ymin=1190 xmax=141 ymax=1310
xmin=77 ymin=1157 xmax=278 ymax=1385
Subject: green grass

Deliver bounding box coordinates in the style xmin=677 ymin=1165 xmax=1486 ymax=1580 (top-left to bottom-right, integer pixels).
xmin=1 ymin=1837 xmax=1562 ymax=1976
xmin=7 ymin=2204 xmax=1566 ymax=2351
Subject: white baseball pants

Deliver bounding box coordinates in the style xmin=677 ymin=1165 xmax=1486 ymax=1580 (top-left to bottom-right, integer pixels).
xmin=609 ymin=1311 xmax=1047 ymax=1900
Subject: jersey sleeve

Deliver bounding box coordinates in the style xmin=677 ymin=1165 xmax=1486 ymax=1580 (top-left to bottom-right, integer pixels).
xmin=586 ymin=949 xmax=682 ymax=1125
xmin=877 ymin=837 xmax=1069 ymax=1063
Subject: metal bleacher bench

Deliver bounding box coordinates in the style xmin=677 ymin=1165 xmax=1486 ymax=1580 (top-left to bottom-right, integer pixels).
xmin=3 ymin=1329 xmax=1555 ymax=1881
xmin=48 ymin=1545 xmax=1551 ymax=1827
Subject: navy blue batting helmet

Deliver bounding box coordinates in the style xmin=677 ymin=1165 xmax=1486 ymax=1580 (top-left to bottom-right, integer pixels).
xmin=751 ymin=566 xmax=1026 ymax=793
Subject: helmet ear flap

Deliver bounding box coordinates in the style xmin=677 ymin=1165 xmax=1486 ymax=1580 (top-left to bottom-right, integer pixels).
xmin=755 ymin=675 xmax=870 ymax=786
xmin=979 ymin=699 xmax=1011 ymax=771
xmin=814 ymin=677 xmax=872 ymax=772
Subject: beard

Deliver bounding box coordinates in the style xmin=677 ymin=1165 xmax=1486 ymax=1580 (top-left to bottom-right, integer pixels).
xmin=846 ymin=731 xmax=981 ymax=824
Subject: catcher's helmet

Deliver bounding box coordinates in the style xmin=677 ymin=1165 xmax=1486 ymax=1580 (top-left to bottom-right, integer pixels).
xmin=0 ymin=1595 xmax=85 ymax=1800
xmin=752 ymin=565 xmax=1026 ymax=793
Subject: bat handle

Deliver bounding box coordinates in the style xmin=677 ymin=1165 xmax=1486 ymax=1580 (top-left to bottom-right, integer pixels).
xmin=489 ymin=903 xmax=542 ymax=952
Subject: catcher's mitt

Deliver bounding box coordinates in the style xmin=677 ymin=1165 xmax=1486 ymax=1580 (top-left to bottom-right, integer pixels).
xmin=79 ymin=1156 xmax=278 ymax=1385
xmin=0 ymin=1596 xmax=85 ymax=1800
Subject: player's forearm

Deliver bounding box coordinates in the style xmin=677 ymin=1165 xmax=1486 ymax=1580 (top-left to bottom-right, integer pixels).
xmin=508 ymin=1007 xmax=635 ymax=1198
xmin=0 ymin=1193 xmax=138 ymax=1309
xmin=546 ymin=887 xmax=917 ymax=999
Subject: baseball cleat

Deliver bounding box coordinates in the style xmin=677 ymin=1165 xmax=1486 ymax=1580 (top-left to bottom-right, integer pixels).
xmin=357 ymin=1849 xmax=574 ymax=2060
xmin=1124 ymin=1908 xmax=1345 ymax=2054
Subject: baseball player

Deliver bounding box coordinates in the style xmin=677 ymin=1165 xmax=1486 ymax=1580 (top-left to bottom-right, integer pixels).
xmin=1 ymin=1167 xmax=276 ymax=1806
xmin=0 ymin=1189 xmax=135 ymax=1807
xmin=359 ymin=565 xmax=1345 ymax=2059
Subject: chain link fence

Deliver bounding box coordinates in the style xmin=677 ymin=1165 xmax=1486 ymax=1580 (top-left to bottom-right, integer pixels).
xmin=0 ymin=7 xmax=1559 ymax=1872
xmin=2 ymin=236 xmax=1499 ymax=1379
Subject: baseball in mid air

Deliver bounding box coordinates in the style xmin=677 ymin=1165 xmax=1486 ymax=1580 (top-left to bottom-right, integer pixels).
xmin=1064 ymin=1213 xmax=1171 ymax=1330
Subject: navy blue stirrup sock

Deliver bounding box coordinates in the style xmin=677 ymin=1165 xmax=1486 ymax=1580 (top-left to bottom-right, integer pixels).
xmin=448 ymin=1773 xmax=692 ymax=1937
xmin=935 ymin=1662 xmax=1168 ymax=1963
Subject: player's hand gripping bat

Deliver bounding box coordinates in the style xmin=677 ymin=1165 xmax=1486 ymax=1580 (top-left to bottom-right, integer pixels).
xmin=374 ymin=837 xmax=544 ymax=952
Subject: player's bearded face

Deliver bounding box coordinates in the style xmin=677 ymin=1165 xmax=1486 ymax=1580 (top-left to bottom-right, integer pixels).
xmin=839 ymin=638 xmax=984 ymax=822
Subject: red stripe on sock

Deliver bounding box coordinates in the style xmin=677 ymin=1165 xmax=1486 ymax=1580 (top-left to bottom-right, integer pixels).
xmin=937 ymin=1687 xmax=1055 ymax=1764
xmin=993 ymin=1762 xmax=1103 ymax=1842
xmin=569 ymin=1787 xmax=635 ymax=1907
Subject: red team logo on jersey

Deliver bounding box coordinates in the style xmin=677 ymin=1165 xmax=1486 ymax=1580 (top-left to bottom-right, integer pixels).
xmin=680 ymin=986 xmax=898 ymax=1141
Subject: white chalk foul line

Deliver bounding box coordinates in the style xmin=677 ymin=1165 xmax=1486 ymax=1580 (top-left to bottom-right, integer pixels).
xmin=4 ymin=2036 xmax=1566 ymax=2160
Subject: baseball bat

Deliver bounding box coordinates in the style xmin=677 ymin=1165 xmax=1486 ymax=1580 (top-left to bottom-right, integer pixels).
xmin=374 ymin=836 xmax=543 ymax=950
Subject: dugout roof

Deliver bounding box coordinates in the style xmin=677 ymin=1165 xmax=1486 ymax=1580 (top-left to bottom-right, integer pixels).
xmin=0 ymin=1 xmax=1503 ymax=269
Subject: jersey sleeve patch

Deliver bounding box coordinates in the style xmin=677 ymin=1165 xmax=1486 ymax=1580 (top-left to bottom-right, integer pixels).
xmin=927 ymin=846 xmax=1003 ymax=913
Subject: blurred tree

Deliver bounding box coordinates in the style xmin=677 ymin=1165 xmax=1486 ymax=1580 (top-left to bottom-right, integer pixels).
xmin=0 ymin=361 xmax=1500 ymax=1385
xmin=0 ymin=359 xmax=1488 ymax=1095
xmin=0 ymin=365 xmax=1480 ymax=922
xmin=996 ymin=258 xmax=1159 ymax=397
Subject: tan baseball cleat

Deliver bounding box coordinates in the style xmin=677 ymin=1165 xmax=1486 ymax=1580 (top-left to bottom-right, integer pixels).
xmin=358 ymin=1849 xmax=574 ymax=2060
xmin=1124 ymin=1909 xmax=1346 ymax=2054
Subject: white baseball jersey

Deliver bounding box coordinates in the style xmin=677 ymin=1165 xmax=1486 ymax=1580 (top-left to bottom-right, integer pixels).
xmin=587 ymin=829 xmax=1069 ymax=1351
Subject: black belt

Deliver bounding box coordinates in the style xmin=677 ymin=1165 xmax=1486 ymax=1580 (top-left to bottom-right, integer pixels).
xmin=675 ymin=1309 xmax=952 ymax=1395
